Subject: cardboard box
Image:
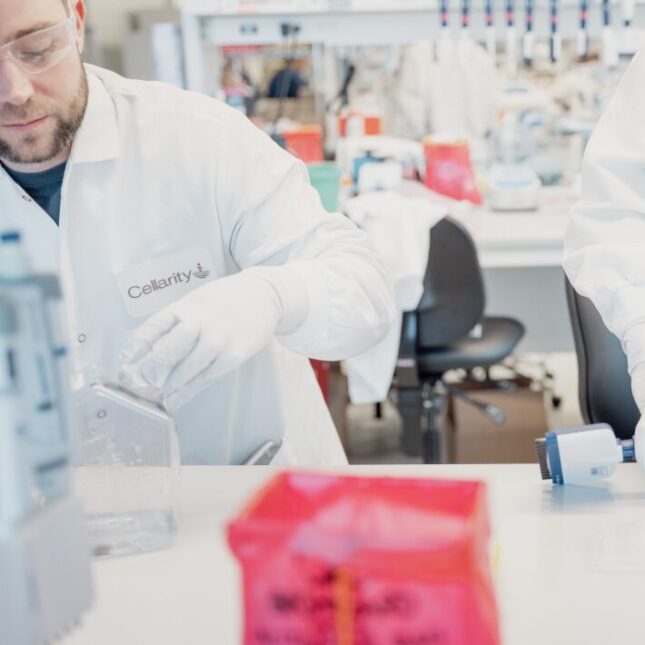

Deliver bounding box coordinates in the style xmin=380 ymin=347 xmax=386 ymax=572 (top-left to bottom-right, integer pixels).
xmin=449 ymin=378 xmax=548 ymax=463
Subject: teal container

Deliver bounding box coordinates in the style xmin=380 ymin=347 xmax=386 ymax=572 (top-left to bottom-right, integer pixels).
xmin=307 ymin=163 xmax=342 ymax=213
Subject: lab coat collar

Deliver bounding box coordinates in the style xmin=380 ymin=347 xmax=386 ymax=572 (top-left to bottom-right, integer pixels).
xmin=69 ymin=65 xmax=120 ymax=164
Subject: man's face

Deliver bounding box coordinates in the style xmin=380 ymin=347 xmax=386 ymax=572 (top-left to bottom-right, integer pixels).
xmin=0 ymin=0 xmax=87 ymax=170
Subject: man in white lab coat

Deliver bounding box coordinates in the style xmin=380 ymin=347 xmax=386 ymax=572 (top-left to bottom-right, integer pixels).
xmin=0 ymin=0 xmax=395 ymax=464
xmin=564 ymin=47 xmax=645 ymax=458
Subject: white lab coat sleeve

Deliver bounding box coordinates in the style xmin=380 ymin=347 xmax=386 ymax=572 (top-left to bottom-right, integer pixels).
xmin=214 ymin=108 xmax=396 ymax=361
xmin=563 ymin=47 xmax=645 ymax=374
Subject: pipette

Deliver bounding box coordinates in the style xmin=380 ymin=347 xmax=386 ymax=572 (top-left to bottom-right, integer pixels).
xmin=485 ymin=0 xmax=496 ymax=60
xmin=522 ymin=0 xmax=535 ymax=66
xmin=549 ymin=0 xmax=561 ymax=64
xmin=461 ymin=0 xmax=471 ymax=36
xmin=602 ymin=0 xmax=619 ymax=67
xmin=536 ymin=424 xmax=635 ymax=485
xmin=436 ymin=0 xmax=451 ymax=61
xmin=505 ymin=0 xmax=517 ymax=77
xmin=623 ymin=0 xmax=636 ymax=27
xmin=439 ymin=0 xmax=450 ymax=38
xmin=577 ymin=0 xmax=589 ymax=60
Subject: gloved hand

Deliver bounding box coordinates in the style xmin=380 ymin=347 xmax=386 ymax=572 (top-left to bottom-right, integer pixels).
xmin=119 ymin=266 xmax=308 ymax=406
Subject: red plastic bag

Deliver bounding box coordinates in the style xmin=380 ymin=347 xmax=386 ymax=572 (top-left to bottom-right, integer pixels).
xmin=228 ymin=472 xmax=500 ymax=645
xmin=423 ymin=138 xmax=482 ymax=205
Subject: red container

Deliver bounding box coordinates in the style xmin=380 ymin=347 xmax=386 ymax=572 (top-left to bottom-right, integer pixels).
xmin=338 ymin=112 xmax=382 ymax=138
xmin=283 ymin=126 xmax=324 ymax=163
xmin=423 ymin=138 xmax=482 ymax=205
xmin=310 ymin=359 xmax=330 ymax=403
xmin=228 ymin=472 xmax=500 ymax=645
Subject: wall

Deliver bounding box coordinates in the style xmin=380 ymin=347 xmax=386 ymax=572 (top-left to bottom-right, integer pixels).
xmin=85 ymin=0 xmax=177 ymax=71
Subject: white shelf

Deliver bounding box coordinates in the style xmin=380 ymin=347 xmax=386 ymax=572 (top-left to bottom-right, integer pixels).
xmin=179 ymin=0 xmax=644 ymax=15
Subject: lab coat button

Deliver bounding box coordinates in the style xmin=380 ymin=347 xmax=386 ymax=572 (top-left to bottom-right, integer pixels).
xmin=77 ymin=333 xmax=87 ymax=344
xmin=22 ymin=194 xmax=32 ymax=202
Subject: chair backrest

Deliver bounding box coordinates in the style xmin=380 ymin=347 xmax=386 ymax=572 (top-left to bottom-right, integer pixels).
xmin=565 ymin=277 xmax=639 ymax=439
xmin=416 ymin=217 xmax=485 ymax=349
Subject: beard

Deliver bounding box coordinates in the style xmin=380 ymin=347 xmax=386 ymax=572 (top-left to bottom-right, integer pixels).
xmin=0 ymin=64 xmax=89 ymax=165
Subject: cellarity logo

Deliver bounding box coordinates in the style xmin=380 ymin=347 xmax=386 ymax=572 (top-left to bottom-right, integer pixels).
xmin=194 ymin=262 xmax=210 ymax=279
xmin=127 ymin=261 xmax=211 ymax=299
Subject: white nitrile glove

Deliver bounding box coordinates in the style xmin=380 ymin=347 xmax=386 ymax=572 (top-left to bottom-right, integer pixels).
xmin=119 ymin=266 xmax=309 ymax=407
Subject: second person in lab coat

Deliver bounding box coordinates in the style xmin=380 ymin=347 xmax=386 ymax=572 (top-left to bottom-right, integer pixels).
xmin=564 ymin=46 xmax=645 ymax=459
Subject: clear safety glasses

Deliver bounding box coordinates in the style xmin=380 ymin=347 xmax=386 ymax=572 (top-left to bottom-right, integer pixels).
xmin=0 ymin=17 xmax=76 ymax=75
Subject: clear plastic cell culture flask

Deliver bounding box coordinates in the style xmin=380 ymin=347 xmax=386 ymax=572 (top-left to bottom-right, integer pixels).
xmin=73 ymin=379 xmax=180 ymax=558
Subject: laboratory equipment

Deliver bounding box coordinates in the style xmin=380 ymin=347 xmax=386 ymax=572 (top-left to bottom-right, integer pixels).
xmin=74 ymin=375 xmax=180 ymax=558
xmin=307 ymin=162 xmax=342 ymax=211
xmin=623 ymin=0 xmax=636 ymax=27
xmin=0 ymin=232 xmax=72 ymax=505
xmin=577 ymin=0 xmax=589 ymax=60
xmin=0 ymin=232 xmax=93 ymax=645
xmin=489 ymin=86 xmax=545 ymax=210
xmin=241 ymin=440 xmax=282 ymax=465
xmin=535 ymin=424 xmax=635 ymax=485
xmin=488 ymin=163 xmax=541 ymax=211
xmin=602 ymin=0 xmax=619 ymax=68
xmin=522 ymin=0 xmax=535 ymax=67
xmin=485 ymin=0 xmax=496 ymax=60
xmin=505 ymin=0 xmax=517 ymax=77
xmin=438 ymin=0 xmax=450 ymax=44
xmin=423 ymin=136 xmax=482 ymax=204
xmin=618 ymin=0 xmax=643 ymax=58
xmin=357 ymin=159 xmax=403 ymax=194
xmin=461 ymin=0 xmax=471 ymax=36
xmin=550 ymin=0 xmax=561 ymax=65
xmin=335 ymin=135 xmax=424 ymax=186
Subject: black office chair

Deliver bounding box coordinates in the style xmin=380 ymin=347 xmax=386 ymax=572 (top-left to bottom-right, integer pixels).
xmin=565 ymin=278 xmax=639 ymax=439
xmin=394 ymin=217 xmax=525 ymax=463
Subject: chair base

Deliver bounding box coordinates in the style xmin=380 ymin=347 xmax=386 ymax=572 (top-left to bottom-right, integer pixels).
xmin=398 ymin=382 xmax=447 ymax=463
xmin=396 ymin=378 xmax=508 ymax=464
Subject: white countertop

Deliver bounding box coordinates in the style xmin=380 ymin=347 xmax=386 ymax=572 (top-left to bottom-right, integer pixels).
xmin=63 ymin=463 xmax=645 ymax=645
xmin=461 ymin=187 xmax=577 ymax=270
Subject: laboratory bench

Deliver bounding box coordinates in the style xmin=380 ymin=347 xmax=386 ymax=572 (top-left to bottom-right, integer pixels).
xmin=459 ymin=186 xmax=577 ymax=353
xmin=63 ymin=463 xmax=645 ymax=645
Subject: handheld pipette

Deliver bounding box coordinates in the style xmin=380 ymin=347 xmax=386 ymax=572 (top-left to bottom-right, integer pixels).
xmin=439 ymin=0 xmax=450 ymax=37
xmin=505 ymin=0 xmax=517 ymax=77
xmin=549 ymin=0 xmax=561 ymax=64
xmin=461 ymin=0 xmax=470 ymax=36
xmin=602 ymin=0 xmax=619 ymax=67
xmin=485 ymin=0 xmax=496 ymax=60
xmin=577 ymin=0 xmax=589 ymax=60
xmin=619 ymin=0 xmax=640 ymax=58
xmin=536 ymin=424 xmax=634 ymax=485
xmin=522 ymin=0 xmax=535 ymax=66
xmin=623 ymin=0 xmax=636 ymax=27
xmin=436 ymin=0 xmax=451 ymax=61
xmin=0 ymin=232 xmax=93 ymax=645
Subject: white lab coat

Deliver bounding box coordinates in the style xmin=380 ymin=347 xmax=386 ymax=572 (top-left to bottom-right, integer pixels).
xmin=0 ymin=65 xmax=395 ymax=465
xmin=390 ymin=38 xmax=497 ymax=142
xmin=344 ymin=190 xmax=446 ymax=403
xmin=564 ymin=46 xmax=645 ymax=377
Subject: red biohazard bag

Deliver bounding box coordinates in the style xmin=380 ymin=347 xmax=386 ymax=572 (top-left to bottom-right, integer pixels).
xmin=227 ymin=472 xmax=500 ymax=645
xmin=423 ymin=137 xmax=482 ymax=205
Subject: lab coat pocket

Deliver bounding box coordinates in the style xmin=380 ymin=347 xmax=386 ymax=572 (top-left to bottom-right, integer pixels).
xmin=115 ymin=247 xmax=216 ymax=318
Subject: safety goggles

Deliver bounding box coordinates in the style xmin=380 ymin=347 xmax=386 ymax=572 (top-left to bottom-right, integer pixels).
xmin=0 ymin=16 xmax=76 ymax=75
